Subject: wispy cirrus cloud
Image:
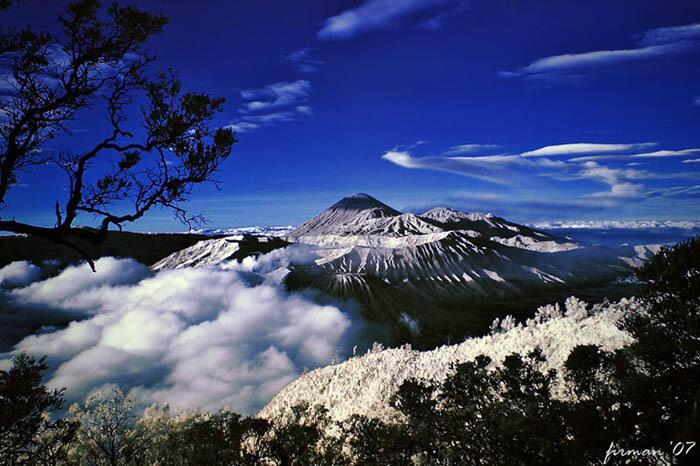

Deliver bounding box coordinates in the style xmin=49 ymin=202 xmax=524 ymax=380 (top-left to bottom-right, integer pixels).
xmin=500 ymin=44 xmax=683 ymax=78
xmin=240 ymin=80 xmax=311 ymax=113
xmin=382 ymin=150 xmax=535 ymax=184
xmin=243 ymin=106 xmax=313 ymax=123
xmin=647 ymin=184 xmax=700 ymax=200
xmin=228 ymin=81 xmax=313 ymax=133
xmin=570 ymin=148 xmax=700 ymax=162
xmin=520 ymin=143 xmax=657 ymax=157
xmin=286 ymin=48 xmax=324 ymax=73
xmin=224 ymin=122 xmax=260 ymax=133
xmin=501 ymin=21 xmax=700 ymax=81
xmin=318 ymin=0 xmax=463 ymax=41
xmin=382 ymin=141 xmax=700 ymax=207
xmin=628 ymin=149 xmax=700 ymax=158
xmin=637 ymin=21 xmax=700 ymax=46
xmin=683 ymin=158 xmax=700 ymax=164
xmin=442 ymin=144 xmax=500 ymax=155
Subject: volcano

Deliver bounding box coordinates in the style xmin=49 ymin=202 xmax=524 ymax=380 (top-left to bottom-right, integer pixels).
xmin=155 ymin=193 xmax=657 ymax=345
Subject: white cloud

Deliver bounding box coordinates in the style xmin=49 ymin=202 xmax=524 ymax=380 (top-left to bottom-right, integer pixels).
xmin=637 ymin=21 xmax=700 ymax=46
xmin=630 ymin=149 xmax=700 ymax=158
xmin=683 ymin=158 xmax=700 ymax=164
xmin=694 ymin=97 xmax=700 ymax=106
xmin=381 ymin=150 xmax=525 ymax=184
xmin=579 ymin=161 xmax=644 ymax=184
xmin=568 ymin=148 xmax=700 ymax=162
xmin=585 ymin=182 xmax=645 ymax=200
xmin=2 ymin=254 xmax=379 ymax=415
xmin=579 ymin=161 xmax=647 ymax=200
xmin=14 ymin=257 xmax=150 ymax=305
xmin=510 ymin=44 xmax=683 ymax=76
xmin=381 ymin=150 xmax=421 ymax=168
xmin=318 ymin=0 xmax=457 ymax=40
xmin=230 ymin=80 xmax=313 ymax=133
xmin=521 ymin=142 xmax=657 ymax=157
xmin=442 ymin=144 xmax=500 ymax=155
xmin=0 ymin=261 xmax=41 ymax=288
xmin=224 ymin=122 xmax=259 ymax=133
xmin=383 ymin=142 xmax=700 ymax=207
xmin=286 ymin=48 xmax=324 ymax=73
xmin=243 ymin=106 xmax=312 ymax=123
xmin=501 ymin=21 xmax=700 ymax=80
xmin=451 ymin=190 xmax=503 ymax=201
xmin=240 ymin=80 xmax=311 ymax=113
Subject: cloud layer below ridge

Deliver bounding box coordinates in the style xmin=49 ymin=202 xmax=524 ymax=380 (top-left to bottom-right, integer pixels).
xmin=0 ymin=253 xmax=381 ymax=415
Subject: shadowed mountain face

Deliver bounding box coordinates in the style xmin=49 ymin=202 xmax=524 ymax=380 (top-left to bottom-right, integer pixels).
xmin=329 ymin=193 xmax=399 ymax=214
xmin=281 ymin=194 xmax=654 ymax=346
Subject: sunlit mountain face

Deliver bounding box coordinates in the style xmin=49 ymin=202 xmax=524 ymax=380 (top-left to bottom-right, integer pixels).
xmin=148 ymin=194 xmax=659 ymax=347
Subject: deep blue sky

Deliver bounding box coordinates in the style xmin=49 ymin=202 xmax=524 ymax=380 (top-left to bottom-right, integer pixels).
xmin=3 ymin=0 xmax=700 ymax=230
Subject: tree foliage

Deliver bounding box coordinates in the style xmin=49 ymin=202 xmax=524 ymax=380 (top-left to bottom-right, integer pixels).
xmin=0 ymin=0 xmax=237 ymax=269
xmin=0 ymin=353 xmax=77 ymax=465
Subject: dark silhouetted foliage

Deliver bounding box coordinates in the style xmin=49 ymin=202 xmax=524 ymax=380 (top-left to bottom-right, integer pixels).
xmin=0 ymin=0 xmax=237 ymax=270
xmin=0 ymin=353 xmax=77 ymax=465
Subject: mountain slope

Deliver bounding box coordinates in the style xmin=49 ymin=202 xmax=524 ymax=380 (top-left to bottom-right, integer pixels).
xmin=152 ymin=235 xmax=288 ymax=270
xmin=280 ymin=194 xmax=653 ymax=339
xmin=289 ymin=193 xmax=401 ymax=238
xmin=153 ymin=194 xmax=657 ymax=343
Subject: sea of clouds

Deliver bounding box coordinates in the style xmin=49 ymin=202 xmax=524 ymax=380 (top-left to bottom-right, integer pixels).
xmin=0 ymin=249 xmax=387 ymax=415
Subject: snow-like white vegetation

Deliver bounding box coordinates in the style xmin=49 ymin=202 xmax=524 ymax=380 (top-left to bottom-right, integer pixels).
xmin=259 ymin=296 xmax=636 ymax=423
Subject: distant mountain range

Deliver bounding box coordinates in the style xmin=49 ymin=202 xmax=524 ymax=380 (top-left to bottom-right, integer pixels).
xmin=529 ymin=219 xmax=700 ymax=229
xmin=155 ymin=193 xmax=659 ymax=346
xmin=188 ymin=225 xmax=296 ymax=237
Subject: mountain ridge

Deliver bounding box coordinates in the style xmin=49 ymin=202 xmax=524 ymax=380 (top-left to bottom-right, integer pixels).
xmin=288 ymin=193 xmax=577 ymax=251
xmin=153 ymin=193 xmax=657 ymax=344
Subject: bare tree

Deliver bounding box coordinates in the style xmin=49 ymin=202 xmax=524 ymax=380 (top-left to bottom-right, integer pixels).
xmin=0 ymin=0 xmax=237 ymax=270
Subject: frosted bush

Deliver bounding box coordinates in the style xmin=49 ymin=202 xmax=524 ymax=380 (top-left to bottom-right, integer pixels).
xmin=260 ymin=296 xmax=634 ymax=424
xmin=499 ymin=315 xmax=517 ymax=332
xmin=489 ymin=314 xmax=520 ymax=334
xmin=489 ymin=317 xmax=501 ymax=335
xmin=564 ymin=296 xmax=589 ymax=321
xmin=531 ymin=303 xmax=562 ymax=325
xmin=368 ymin=342 xmax=385 ymax=354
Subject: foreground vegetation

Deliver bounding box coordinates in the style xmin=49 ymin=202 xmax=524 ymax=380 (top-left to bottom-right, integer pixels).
xmin=2 ymin=236 xmax=699 ymax=465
